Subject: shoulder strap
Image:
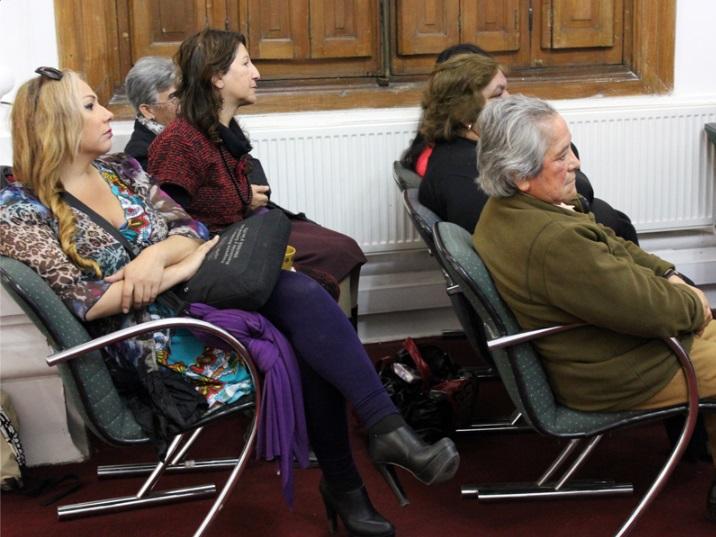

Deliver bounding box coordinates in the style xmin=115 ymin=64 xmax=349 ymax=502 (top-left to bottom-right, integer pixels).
xmin=61 ymin=186 xmax=186 ymax=313
xmin=61 ymin=192 xmax=137 ymax=259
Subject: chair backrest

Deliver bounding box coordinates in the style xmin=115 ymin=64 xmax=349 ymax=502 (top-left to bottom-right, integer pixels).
xmin=432 ymin=221 xmax=567 ymax=433
xmin=393 ymin=160 xmax=422 ymax=191
xmin=0 ymin=166 xmax=12 ymax=188
xmin=433 ymin=222 xmax=669 ymax=437
xmin=402 ymin=188 xmax=442 ymax=253
xmin=0 ymin=256 xmax=147 ymax=446
xmin=706 ymin=123 xmax=716 ymax=147
xmin=401 ymin=189 xmax=489 ymax=363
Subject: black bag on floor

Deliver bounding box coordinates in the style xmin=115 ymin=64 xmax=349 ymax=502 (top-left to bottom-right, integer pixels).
xmin=376 ymin=338 xmax=477 ymax=442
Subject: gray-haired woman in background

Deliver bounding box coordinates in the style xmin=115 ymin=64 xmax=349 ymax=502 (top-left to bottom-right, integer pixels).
xmin=124 ymin=56 xmax=179 ymax=170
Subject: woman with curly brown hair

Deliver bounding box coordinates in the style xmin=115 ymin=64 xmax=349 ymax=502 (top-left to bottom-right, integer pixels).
xmin=406 ymin=44 xmax=638 ymax=244
xmin=414 ymin=52 xmax=507 ymax=233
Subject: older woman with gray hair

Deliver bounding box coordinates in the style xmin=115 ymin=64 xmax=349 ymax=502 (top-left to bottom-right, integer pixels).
xmin=474 ymin=94 xmax=716 ymax=521
xmin=124 ymin=56 xmax=178 ymax=169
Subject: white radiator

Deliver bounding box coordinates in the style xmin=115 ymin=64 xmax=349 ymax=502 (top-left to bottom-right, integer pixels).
xmin=247 ymin=117 xmax=421 ymax=254
xmin=245 ymin=101 xmax=716 ymax=253
xmin=564 ymin=102 xmax=716 ymax=232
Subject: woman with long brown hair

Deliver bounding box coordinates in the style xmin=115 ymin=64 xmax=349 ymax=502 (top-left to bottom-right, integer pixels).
xmin=149 ymin=29 xmax=365 ymax=321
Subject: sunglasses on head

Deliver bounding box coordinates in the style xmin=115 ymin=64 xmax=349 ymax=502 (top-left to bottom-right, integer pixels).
xmin=35 ymin=66 xmax=63 ymax=81
xmin=32 ymin=67 xmax=64 ymax=110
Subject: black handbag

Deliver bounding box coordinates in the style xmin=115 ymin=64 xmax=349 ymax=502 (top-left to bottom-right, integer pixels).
xmin=175 ymin=209 xmax=291 ymax=310
xmin=376 ymin=338 xmax=478 ymax=442
xmin=63 ymin=192 xmax=291 ymax=312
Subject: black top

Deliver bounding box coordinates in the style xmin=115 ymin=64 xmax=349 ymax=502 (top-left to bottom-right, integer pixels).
xmin=418 ymin=137 xmax=487 ymax=233
xmin=416 ymin=137 xmax=638 ymax=243
xmin=124 ymin=119 xmax=156 ymax=172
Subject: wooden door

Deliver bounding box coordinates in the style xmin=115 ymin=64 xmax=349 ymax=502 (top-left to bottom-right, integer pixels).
xmin=129 ymin=0 xmax=207 ymax=59
xmin=245 ymin=0 xmax=310 ymax=59
xmin=396 ymin=0 xmax=460 ymax=56
xmin=309 ymin=0 xmax=376 ymax=58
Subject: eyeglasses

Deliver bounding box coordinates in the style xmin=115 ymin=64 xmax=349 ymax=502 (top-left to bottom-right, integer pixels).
xmin=35 ymin=66 xmax=64 ymax=81
xmin=150 ymin=94 xmax=179 ymax=108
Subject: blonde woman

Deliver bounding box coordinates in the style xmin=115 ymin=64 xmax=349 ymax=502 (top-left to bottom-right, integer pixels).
xmin=1 ymin=68 xmax=459 ymax=537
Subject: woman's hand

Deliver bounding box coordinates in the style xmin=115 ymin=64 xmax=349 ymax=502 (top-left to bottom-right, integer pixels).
xmin=105 ymin=246 xmax=168 ymax=313
xmin=171 ymin=235 xmax=220 ymax=282
xmin=250 ymin=184 xmax=270 ymax=210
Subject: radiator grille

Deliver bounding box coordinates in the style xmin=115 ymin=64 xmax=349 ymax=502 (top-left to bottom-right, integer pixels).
xmin=247 ymin=103 xmax=716 ymax=253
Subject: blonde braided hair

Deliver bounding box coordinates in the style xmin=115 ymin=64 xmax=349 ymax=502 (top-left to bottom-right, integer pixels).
xmin=11 ymin=70 xmax=102 ymax=277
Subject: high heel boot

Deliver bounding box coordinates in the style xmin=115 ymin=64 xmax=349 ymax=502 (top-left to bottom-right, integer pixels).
xmin=319 ymin=479 xmax=395 ymax=537
xmin=368 ymin=425 xmax=460 ymax=506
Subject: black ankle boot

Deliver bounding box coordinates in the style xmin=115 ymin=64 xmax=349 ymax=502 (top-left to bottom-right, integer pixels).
xmin=708 ymin=479 xmax=716 ymax=521
xmin=368 ymin=425 xmax=460 ymax=505
xmin=319 ymin=480 xmax=395 ymax=537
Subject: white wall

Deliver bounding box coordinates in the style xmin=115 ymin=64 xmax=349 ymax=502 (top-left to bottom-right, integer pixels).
xmin=674 ymin=0 xmax=716 ymax=96
xmin=0 ymin=0 xmax=59 ymax=151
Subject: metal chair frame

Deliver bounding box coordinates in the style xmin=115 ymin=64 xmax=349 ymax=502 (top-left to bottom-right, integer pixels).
xmin=432 ymin=220 xmax=713 ymax=537
xmin=392 ymin=160 xmax=422 ymax=192
xmin=400 ymin=188 xmax=531 ymax=433
xmin=1 ymin=257 xmax=262 ymax=537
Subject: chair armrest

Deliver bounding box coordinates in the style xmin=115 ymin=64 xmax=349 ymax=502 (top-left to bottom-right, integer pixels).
xmin=46 ymin=317 xmax=261 ymax=393
xmin=486 ymin=323 xmax=586 ymax=351
xmin=47 ymin=316 xmax=253 ymax=364
xmin=615 ymin=336 xmax=699 ymax=535
xmin=488 ymin=326 xmax=700 ymax=417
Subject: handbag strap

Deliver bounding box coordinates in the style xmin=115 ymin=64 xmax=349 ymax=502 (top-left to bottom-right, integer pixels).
xmin=402 ymin=337 xmax=432 ymax=391
xmin=61 ymin=192 xmax=138 ymax=258
xmin=61 ymin=191 xmax=185 ymax=313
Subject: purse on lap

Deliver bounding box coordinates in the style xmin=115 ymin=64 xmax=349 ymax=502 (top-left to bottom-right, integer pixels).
xmin=63 ymin=193 xmax=291 ymax=312
xmin=174 ymin=209 xmax=291 ymax=310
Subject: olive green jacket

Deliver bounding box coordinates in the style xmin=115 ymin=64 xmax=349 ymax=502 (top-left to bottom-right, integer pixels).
xmin=474 ymin=193 xmax=704 ymax=411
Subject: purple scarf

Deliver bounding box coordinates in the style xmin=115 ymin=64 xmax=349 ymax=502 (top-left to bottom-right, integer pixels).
xmin=187 ymin=303 xmax=310 ymax=506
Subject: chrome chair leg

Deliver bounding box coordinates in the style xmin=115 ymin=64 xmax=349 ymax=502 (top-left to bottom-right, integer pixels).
xmin=462 ymin=435 xmax=633 ymax=502
xmin=537 ymin=439 xmax=582 ymax=485
xmin=98 ymin=458 xmax=241 ymax=478
xmin=455 ymin=410 xmax=532 ymax=433
xmin=97 ymin=427 xmax=239 ymax=478
xmin=613 ymin=337 xmax=701 ymax=537
xmin=171 ymin=427 xmax=204 ymax=465
xmin=137 ymin=433 xmax=186 ymax=498
xmin=192 ymin=411 xmax=259 ymax=537
xmin=57 ymin=485 xmax=216 ymax=520
xmin=555 ymin=436 xmax=602 ymax=489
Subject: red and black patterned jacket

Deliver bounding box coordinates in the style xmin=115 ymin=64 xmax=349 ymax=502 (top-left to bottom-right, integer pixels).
xmin=148 ymin=117 xmax=252 ymax=233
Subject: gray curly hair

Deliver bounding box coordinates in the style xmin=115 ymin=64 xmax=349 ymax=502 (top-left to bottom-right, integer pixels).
xmin=477 ymin=94 xmax=558 ymax=198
